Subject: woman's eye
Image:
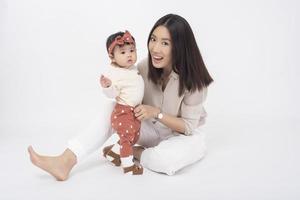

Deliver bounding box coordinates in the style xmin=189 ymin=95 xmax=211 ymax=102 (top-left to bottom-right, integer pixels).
xmin=162 ymin=41 xmax=169 ymax=46
xmin=150 ymin=37 xmax=156 ymax=42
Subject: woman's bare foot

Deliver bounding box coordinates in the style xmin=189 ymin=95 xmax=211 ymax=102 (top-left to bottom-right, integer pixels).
xmin=28 ymin=146 xmax=77 ymax=181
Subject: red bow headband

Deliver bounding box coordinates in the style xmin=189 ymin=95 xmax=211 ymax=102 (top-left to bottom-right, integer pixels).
xmin=108 ymin=31 xmax=135 ymax=55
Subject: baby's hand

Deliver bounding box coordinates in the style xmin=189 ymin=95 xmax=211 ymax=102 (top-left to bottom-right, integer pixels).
xmin=100 ymin=75 xmax=112 ymax=88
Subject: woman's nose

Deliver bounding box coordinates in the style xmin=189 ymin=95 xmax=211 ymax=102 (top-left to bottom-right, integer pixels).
xmin=151 ymin=42 xmax=160 ymax=53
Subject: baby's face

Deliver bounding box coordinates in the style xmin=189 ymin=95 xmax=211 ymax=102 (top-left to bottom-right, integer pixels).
xmin=111 ymin=43 xmax=137 ymax=68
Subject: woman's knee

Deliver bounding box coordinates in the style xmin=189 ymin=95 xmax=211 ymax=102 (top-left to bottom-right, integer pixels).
xmin=140 ymin=134 xmax=206 ymax=175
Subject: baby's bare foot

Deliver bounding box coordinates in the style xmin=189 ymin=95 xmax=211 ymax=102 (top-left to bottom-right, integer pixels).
xmin=28 ymin=146 xmax=76 ymax=181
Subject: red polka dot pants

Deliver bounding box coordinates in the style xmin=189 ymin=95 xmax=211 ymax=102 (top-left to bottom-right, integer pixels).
xmin=111 ymin=103 xmax=141 ymax=158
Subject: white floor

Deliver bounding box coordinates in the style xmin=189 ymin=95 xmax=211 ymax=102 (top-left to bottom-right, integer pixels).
xmin=1 ymin=114 xmax=299 ymax=200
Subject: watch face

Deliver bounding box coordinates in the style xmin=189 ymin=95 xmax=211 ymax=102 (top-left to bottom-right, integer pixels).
xmin=158 ymin=113 xmax=163 ymax=119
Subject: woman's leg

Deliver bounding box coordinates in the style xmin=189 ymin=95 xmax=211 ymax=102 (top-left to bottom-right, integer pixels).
xmin=28 ymin=146 xmax=77 ymax=181
xmin=28 ymin=99 xmax=115 ymax=181
xmin=139 ymin=127 xmax=207 ymax=175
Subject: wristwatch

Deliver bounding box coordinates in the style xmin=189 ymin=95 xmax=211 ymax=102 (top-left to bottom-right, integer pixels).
xmin=155 ymin=110 xmax=163 ymax=120
xmin=157 ymin=112 xmax=163 ymax=119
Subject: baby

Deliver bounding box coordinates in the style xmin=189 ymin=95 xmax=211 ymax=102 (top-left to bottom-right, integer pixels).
xmin=100 ymin=31 xmax=144 ymax=175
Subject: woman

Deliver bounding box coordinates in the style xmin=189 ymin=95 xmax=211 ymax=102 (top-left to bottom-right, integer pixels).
xmin=28 ymin=13 xmax=213 ymax=180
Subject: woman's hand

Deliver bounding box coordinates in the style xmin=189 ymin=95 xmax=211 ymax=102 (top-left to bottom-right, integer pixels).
xmin=134 ymin=105 xmax=160 ymax=121
xmin=100 ymin=75 xmax=112 ymax=88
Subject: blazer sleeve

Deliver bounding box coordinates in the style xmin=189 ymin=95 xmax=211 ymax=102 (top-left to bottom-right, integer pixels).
xmin=180 ymin=87 xmax=208 ymax=135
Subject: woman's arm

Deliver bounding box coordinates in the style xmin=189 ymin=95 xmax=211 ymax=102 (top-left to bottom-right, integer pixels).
xmin=134 ymin=87 xmax=208 ymax=135
xmin=134 ymin=105 xmax=186 ymax=134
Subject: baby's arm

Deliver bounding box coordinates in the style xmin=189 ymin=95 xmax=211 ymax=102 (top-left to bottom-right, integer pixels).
xmin=100 ymin=75 xmax=119 ymax=98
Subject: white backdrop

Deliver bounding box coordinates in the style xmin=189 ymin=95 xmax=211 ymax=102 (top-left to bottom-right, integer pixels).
xmin=1 ymin=0 xmax=300 ymax=199
xmin=1 ymin=0 xmax=299 ymax=133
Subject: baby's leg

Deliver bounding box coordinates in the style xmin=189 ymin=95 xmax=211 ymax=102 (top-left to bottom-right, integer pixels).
xmin=102 ymin=133 xmax=121 ymax=166
xmin=119 ymin=136 xmax=143 ymax=175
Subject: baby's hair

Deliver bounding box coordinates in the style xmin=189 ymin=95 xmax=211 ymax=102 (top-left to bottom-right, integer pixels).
xmin=106 ymin=31 xmax=135 ymax=54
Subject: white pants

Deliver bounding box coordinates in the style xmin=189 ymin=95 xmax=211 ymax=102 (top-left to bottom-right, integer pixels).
xmin=67 ymin=99 xmax=207 ymax=175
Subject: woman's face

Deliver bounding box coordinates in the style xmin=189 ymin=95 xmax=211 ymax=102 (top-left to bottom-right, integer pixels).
xmin=148 ymin=26 xmax=172 ymax=70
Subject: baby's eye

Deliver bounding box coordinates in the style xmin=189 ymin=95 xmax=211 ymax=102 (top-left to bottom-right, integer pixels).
xmin=130 ymin=49 xmax=135 ymax=52
xmin=121 ymin=51 xmax=125 ymax=54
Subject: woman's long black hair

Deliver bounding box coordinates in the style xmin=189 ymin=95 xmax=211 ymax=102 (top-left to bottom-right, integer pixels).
xmin=147 ymin=14 xmax=213 ymax=96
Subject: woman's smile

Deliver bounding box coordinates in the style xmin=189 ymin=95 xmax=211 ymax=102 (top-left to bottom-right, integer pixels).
xmin=151 ymin=54 xmax=164 ymax=64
